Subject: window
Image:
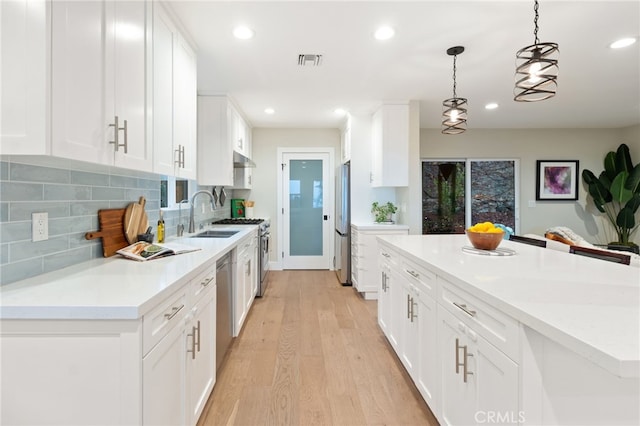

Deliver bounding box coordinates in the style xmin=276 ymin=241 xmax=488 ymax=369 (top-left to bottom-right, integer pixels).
xmin=422 ymin=159 xmax=519 ymax=234
xmin=161 ymin=176 xmax=195 ymax=208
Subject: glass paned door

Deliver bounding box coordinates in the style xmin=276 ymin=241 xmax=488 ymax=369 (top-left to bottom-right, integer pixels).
xmin=469 ymin=160 xmax=517 ymax=230
xmin=282 ymin=152 xmax=332 ymax=269
xmin=289 ymin=159 xmax=323 ymax=256
xmin=422 ymin=161 xmax=466 ymax=234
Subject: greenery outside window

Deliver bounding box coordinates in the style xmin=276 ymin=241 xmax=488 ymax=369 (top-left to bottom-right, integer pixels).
xmin=422 ymin=159 xmax=519 ymax=234
xmin=161 ymin=176 xmax=196 ymax=208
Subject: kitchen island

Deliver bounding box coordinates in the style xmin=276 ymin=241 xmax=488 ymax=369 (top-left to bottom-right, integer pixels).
xmin=377 ymin=234 xmax=639 ymax=425
xmin=0 ymin=225 xmax=259 ymax=426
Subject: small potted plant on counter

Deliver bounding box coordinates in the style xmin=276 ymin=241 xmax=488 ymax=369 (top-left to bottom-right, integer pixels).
xmin=371 ymin=201 xmax=398 ymax=223
xmin=582 ymin=143 xmax=640 ymax=254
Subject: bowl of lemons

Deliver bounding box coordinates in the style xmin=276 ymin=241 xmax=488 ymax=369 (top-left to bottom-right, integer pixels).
xmin=465 ymin=222 xmax=505 ymax=250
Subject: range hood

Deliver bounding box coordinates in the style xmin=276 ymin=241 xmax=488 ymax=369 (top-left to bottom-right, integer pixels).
xmin=233 ymin=151 xmax=256 ymax=168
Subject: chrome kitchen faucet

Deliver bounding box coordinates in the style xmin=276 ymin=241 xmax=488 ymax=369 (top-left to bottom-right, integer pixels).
xmin=189 ymin=190 xmax=216 ymax=233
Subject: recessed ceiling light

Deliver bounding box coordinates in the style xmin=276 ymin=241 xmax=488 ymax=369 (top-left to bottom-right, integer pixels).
xmin=264 ymin=108 xmax=275 ymax=115
xmin=610 ymin=37 xmax=637 ymax=49
xmin=485 ymin=103 xmax=499 ymax=110
xmin=334 ymin=108 xmax=347 ymax=116
xmin=233 ymin=26 xmax=254 ymax=40
xmin=374 ymin=26 xmax=395 ymax=41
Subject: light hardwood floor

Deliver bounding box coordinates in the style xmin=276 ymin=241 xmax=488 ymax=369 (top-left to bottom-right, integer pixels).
xmin=197 ymin=270 xmax=439 ymax=426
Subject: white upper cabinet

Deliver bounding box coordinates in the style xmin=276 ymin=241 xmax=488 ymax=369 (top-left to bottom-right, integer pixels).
xmin=51 ymin=0 xmax=152 ymax=171
xmin=371 ymin=103 xmax=409 ymax=187
xmin=153 ymin=4 xmax=197 ymax=179
xmin=197 ymin=96 xmax=234 ymax=186
xmin=198 ymin=96 xmax=251 ymax=186
xmin=0 ymin=0 xmax=48 ymax=155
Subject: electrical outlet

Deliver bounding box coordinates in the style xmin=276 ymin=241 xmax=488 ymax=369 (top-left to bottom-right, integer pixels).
xmin=32 ymin=212 xmax=49 ymax=242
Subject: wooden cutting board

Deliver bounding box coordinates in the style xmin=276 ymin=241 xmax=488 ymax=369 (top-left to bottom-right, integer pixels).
xmin=137 ymin=196 xmax=149 ymax=236
xmin=124 ymin=196 xmax=147 ymax=244
xmin=85 ymin=208 xmax=129 ymax=257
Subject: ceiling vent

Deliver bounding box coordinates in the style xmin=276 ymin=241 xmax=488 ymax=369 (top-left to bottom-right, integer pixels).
xmin=298 ymin=54 xmax=322 ymax=66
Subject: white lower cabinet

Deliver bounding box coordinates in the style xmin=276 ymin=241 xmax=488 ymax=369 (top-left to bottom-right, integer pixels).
xmin=186 ymin=289 xmax=216 ymax=425
xmin=351 ymin=224 xmax=409 ymax=299
xmin=233 ymin=231 xmax=258 ymax=336
xmin=143 ymin=319 xmax=186 ymax=426
xmin=438 ymin=305 xmax=518 ymax=426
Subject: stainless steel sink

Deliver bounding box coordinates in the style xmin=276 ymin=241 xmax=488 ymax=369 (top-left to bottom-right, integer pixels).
xmin=191 ymin=230 xmax=240 ymax=238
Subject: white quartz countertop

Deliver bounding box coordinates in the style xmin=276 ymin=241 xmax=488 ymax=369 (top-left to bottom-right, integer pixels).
xmin=0 ymin=225 xmax=258 ymax=321
xmin=378 ymin=234 xmax=640 ymax=378
xmin=351 ymin=222 xmax=410 ymax=231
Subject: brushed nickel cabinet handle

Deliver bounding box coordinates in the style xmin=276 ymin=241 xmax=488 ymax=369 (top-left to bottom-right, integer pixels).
xmin=407 ymin=294 xmax=411 ymax=319
xmin=201 ymin=277 xmax=213 ymax=287
xmin=180 ymin=145 xmax=185 ymax=167
xmin=406 ymin=269 xmax=419 ymax=279
xmin=464 ymin=351 xmax=474 ymax=383
xmin=164 ymin=304 xmax=185 ymax=320
xmin=382 ymin=252 xmax=390 ymax=258
xmin=453 ymin=302 xmax=477 ymax=317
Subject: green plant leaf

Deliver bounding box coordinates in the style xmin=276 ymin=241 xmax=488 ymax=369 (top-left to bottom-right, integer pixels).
xmin=587 ymin=182 xmax=607 ymax=212
xmin=598 ymin=171 xmax=612 ymax=189
xmin=615 ymin=143 xmax=634 ymax=174
xmin=616 ymin=206 xmax=636 ymax=230
xmin=610 ymin=172 xmax=633 ymax=203
xmin=604 ymin=151 xmax=617 ymax=180
xmin=582 ymin=169 xmax=597 ymax=185
xmin=625 ymin=164 xmax=640 ymax=194
xmin=624 ymin=193 xmax=640 ymax=214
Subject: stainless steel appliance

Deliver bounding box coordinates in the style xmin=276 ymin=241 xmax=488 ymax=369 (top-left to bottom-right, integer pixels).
xmin=335 ymin=162 xmax=351 ymax=285
xmin=213 ymin=218 xmax=270 ymax=296
xmin=216 ymin=252 xmax=232 ymax=371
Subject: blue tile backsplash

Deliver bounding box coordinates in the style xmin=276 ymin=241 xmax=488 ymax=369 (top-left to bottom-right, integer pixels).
xmin=0 ymin=158 xmax=232 ymax=285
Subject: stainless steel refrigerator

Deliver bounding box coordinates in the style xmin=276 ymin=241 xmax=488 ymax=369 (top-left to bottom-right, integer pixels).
xmin=335 ymin=162 xmax=351 ymax=285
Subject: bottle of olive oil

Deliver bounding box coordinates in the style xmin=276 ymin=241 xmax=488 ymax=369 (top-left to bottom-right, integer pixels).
xmin=157 ymin=210 xmax=165 ymax=243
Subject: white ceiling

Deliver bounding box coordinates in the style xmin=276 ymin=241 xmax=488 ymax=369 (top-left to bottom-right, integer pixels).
xmin=167 ymin=0 xmax=640 ymax=130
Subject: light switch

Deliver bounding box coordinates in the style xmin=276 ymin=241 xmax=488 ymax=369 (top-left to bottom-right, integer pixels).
xmin=32 ymin=212 xmax=49 ymax=242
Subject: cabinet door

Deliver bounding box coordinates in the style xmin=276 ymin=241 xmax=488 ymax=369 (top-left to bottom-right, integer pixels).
xmin=400 ymin=284 xmax=418 ymax=377
xmin=143 ymin=322 xmax=186 ymax=426
xmin=112 ymin=0 xmax=150 ymax=171
xmin=51 ymin=0 xmax=112 ymax=164
xmin=387 ymin=267 xmax=404 ymax=352
xmin=416 ymin=291 xmax=438 ymax=411
xmin=152 ymin=5 xmax=176 ymax=176
xmin=0 ymin=0 xmax=48 ymax=155
xmin=471 ymin=332 xmax=519 ymax=424
xmin=371 ymin=104 xmax=409 ymax=187
xmin=174 ymin=33 xmax=197 ymax=179
xmin=377 ymin=263 xmax=391 ymax=336
xmin=186 ymin=291 xmax=216 ymax=426
xmin=197 ymin=97 xmax=234 ymax=186
xmin=438 ymin=306 xmax=474 ymax=426
xmin=233 ymin=250 xmax=246 ymax=336
xmin=243 ymin=254 xmax=253 ymax=313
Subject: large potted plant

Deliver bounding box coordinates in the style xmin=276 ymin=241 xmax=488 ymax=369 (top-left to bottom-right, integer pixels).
xmin=582 ymin=143 xmax=640 ymax=253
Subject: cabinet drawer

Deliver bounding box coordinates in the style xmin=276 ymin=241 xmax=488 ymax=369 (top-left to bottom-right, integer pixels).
xmin=143 ymin=290 xmax=187 ymax=355
xmin=190 ymin=264 xmax=216 ymax=303
xmin=438 ymin=277 xmax=519 ymax=360
xmin=401 ymin=259 xmax=436 ymax=298
xmin=379 ymin=245 xmax=400 ymax=267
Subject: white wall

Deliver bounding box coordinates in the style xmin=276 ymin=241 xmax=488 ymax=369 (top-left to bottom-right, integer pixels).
xmin=348 ymin=112 xmax=396 ymax=224
xmin=419 ymin=125 xmax=640 ymax=245
xmin=250 ymin=128 xmax=341 ymax=264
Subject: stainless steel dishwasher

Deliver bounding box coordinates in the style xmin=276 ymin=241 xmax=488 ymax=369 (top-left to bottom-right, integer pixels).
xmin=216 ymin=253 xmax=233 ymax=371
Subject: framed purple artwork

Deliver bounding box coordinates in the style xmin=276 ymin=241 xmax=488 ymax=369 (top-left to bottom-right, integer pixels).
xmin=536 ymin=160 xmax=579 ymax=201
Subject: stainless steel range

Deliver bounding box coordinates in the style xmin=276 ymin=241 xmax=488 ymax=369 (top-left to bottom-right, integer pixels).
xmin=213 ymin=218 xmax=270 ymax=297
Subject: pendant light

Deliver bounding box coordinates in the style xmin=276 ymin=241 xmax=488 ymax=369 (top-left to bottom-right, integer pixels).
xmin=442 ymin=46 xmax=467 ymax=135
xmin=514 ymin=0 xmax=559 ymax=102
